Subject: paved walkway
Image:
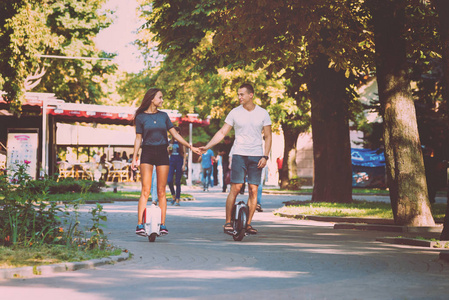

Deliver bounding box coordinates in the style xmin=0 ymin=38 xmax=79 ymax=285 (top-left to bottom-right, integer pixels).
xmin=2 ymin=186 xmax=449 ymax=299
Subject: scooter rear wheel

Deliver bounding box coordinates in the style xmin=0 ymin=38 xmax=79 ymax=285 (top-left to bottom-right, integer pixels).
xmin=148 ymin=233 xmax=157 ymax=242
xmin=233 ymin=206 xmax=248 ymax=241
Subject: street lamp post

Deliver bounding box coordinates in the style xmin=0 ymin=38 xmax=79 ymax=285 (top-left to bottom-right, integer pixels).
xmin=41 ymin=97 xmax=65 ymax=176
xmin=187 ymin=122 xmax=193 ymax=187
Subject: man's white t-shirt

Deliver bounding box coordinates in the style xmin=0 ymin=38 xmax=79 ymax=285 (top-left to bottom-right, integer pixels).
xmin=225 ymin=105 xmax=271 ymax=156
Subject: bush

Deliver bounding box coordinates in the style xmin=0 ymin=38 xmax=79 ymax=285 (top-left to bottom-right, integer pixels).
xmin=0 ymin=164 xmax=109 ymax=250
xmin=0 ymin=164 xmax=61 ymax=246
xmin=27 ymin=177 xmax=105 ymax=194
xmin=286 ymin=177 xmax=305 ymax=190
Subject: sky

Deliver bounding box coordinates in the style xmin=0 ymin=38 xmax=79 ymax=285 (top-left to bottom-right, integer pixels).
xmin=94 ymin=0 xmax=145 ymax=73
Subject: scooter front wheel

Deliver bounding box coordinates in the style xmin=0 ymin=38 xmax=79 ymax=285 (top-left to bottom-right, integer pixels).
xmin=148 ymin=233 xmax=157 ymax=242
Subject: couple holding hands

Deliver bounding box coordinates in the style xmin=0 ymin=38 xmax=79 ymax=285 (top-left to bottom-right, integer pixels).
xmin=132 ymin=83 xmax=272 ymax=236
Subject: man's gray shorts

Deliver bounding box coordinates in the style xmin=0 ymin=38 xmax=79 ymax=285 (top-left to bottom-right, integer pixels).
xmin=230 ymin=154 xmax=262 ymax=185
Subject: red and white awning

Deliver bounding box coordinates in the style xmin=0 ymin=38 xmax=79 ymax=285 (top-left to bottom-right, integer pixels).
xmin=0 ymin=92 xmax=210 ymax=126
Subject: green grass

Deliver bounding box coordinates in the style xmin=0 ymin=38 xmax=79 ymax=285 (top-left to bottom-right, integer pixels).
xmin=269 ymin=187 xmax=448 ymax=196
xmin=275 ymin=200 xmax=447 ymax=220
xmin=268 ymin=188 xmax=391 ymax=194
xmin=0 ymin=244 xmax=123 ymax=269
xmin=46 ymin=191 xmax=193 ymax=203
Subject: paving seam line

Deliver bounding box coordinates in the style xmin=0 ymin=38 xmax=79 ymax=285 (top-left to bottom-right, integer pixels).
xmin=0 ymin=251 xmax=130 ymax=280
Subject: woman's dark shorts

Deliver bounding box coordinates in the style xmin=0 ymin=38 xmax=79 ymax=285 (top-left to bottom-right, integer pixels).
xmin=141 ymin=145 xmax=169 ymax=166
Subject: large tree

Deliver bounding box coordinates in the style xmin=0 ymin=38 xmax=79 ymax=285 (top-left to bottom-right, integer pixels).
xmin=368 ymin=0 xmax=435 ymax=226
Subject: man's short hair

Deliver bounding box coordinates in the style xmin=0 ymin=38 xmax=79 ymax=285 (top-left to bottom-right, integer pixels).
xmin=239 ymin=83 xmax=254 ymax=95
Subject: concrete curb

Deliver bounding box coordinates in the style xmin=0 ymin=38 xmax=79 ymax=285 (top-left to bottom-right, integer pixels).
xmin=276 ymin=213 xmax=395 ymax=225
xmin=334 ymin=222 xmax=443 ymax=233
xmin=376 ymin=237 xmax=449 ymax=248
xmin=263 ymin=190 xmax=390 ymax=196
xmin=0 ymin=250 xmax=130 ymax=280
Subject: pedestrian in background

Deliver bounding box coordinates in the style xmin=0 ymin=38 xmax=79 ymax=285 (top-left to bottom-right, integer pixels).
xmin=167 ymin=126 xmax=186 ymax=206
xmin=277 ymin=156 xmax=283 ymax=186
xmin=199 ymin=148 xmax=214 ymax=191
xmin=216 ymin=153 xmax=223 ymax=188
xmin=256 ymin=165 xmax=268 ymax=212
xmin=121 ymin=151 xmax=128 ymax=162
xmin=218 ymin=136 xmax=233 ymax=192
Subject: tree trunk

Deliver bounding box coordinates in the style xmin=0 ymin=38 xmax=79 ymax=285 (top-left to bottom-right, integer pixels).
xmin=307 ymin=54 xmax=353 ymax=203
xmin=279 ymin=122 xmax=298 ymax=189
xmin=370 ymin=0 xmax=435 ymax=226
xmin=434 ymin=0 xmax=449 ymax=239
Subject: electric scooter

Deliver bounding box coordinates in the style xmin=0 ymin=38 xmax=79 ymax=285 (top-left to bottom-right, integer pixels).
xmin=142 ymin=202 xmax=161 ymax=242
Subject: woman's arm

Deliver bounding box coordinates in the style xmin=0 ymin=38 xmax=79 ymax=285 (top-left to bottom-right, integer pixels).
xmin=131 ymin=134 xmax=142 ymax=170
xmin=168 ymin=127 xmax=201 ymax=154
xmin=169 ymin=127 xmax=190 ymax=148
xmin=182 ymin=146 xmax=187 ymax=170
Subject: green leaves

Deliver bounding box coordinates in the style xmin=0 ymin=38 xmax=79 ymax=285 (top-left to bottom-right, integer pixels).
xmin=0 ymin=0 xmax=117 ymax=107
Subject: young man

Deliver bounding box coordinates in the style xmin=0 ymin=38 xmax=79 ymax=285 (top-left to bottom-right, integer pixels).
xmin=200 ymin=83 xmax=272 ymax=235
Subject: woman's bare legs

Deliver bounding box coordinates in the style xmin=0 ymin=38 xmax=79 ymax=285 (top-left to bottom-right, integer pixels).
xmin=137 ymin=164 xmax=153 ymax=224
xmin=156 ymin=165 xmax=169 ymax=224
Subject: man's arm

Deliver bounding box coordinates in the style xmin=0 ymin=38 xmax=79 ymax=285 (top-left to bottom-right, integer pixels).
xmin=202 ymin=123 xmax=233 ymax=151
xmin=263 ymin=125 xmax=272 ymax=157
xmin=257 ymin=125 xmax=272 ymax=168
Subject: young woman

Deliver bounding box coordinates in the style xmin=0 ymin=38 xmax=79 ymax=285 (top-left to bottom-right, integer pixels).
xmin=167 ymin=126 xmax=186 ymax=206
xmin=132 ymin=88 xmax=199 ymax=236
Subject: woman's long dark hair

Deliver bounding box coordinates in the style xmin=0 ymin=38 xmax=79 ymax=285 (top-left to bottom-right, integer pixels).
xmin=133 ymin=88 xmax=161 ymax=125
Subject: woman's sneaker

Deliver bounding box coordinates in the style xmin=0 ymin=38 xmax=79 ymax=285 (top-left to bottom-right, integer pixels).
xmin=160 ymin=224 xmax=168 ymax=235
xmin=135 ymin=224 xmax=145 ymax=236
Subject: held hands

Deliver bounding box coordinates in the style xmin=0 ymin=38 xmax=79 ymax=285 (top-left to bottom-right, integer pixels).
xmin=189 ymin=145 xmax=202 ymax=155
xmin=198 ymin=146 xmax=208 ymax=154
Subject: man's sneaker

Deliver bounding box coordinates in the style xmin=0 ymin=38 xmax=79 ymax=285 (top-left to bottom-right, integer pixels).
xmin=135 ymin=224 xmax=145 ymax=236
xmin=256 ymin=204 xmax=263 ymax=212
xmin=160 ymin=224 xmax=168 ymax=235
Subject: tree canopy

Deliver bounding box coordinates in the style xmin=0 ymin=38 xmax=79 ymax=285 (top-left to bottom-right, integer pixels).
xmin=0 ymin=0 xmax=118 ymax=111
